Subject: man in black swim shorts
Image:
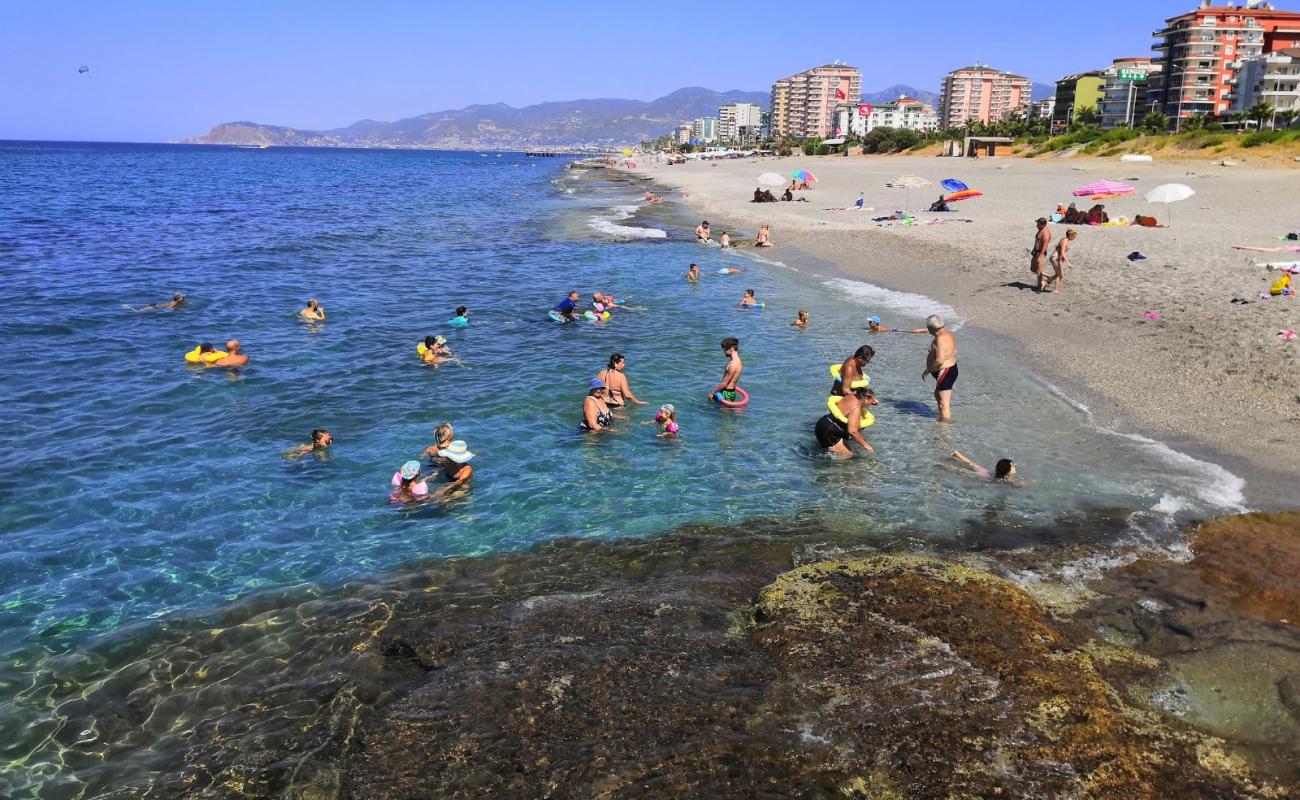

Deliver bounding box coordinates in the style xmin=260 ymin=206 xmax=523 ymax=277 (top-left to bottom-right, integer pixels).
xmin=920 ymin=314 xmax=958 ymax=421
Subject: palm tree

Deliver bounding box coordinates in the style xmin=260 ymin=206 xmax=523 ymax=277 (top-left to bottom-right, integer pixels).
xmin=1247 ymin=101 xmax=1274 ymax=130
xmin=1277 ymin=109 xmax=1300 ymax=130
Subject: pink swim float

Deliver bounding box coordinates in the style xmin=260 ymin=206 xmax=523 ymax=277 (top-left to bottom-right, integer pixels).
xmin=714 ymin=387 xmax=750 ymax=408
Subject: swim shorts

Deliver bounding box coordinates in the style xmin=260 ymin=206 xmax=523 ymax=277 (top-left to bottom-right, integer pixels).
xmin=719 ymin=389 xmax=739 ymax=403
xmin=815 ymin=414 xmax=848 ymax=449
xmin=932 ymin=364 xmax=958 ymax=391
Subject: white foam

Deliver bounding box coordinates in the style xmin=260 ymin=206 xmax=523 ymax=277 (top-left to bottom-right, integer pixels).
xmin=823 ymin=277 xmax=962 ymax=330
xmin=587 ymin=217 xmax=667 ymax=240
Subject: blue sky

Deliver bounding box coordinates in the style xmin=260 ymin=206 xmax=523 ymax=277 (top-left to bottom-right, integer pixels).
xmin=1 ymin=0 xmax=1200 ymax=141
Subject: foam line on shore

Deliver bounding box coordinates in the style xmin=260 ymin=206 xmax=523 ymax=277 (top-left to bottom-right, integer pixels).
xmin=822 ymin=277 xmax=962 ymax=329
xmin=587 ymin=203 xmax=667 ymax=240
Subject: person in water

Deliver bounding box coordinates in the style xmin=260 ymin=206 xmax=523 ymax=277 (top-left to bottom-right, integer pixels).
xmin=792 ymin=310 xmax=809 ymax=328
xmin=598 ymin=353 xmax=645 ymax=407
xmin=420 ymin=335 xmax=453 ymax=364
xmin=920 ymin=314 xmax=958 ymax=421
xmin=581 ymin=377 xmax=614 ymax=432
xmin=137 ymin=293 xmax=186 ymax=311
xmin=553 ymin=291 xmax=581 ymax=321
xmin=950 ymin=451 xmax=1018 ymax=484
xmin=740 ymin=289 xmax=759 ymax=308
xmin=755 ymin=225 xmax=772 ymax=248
xmin=832 ymin=345 xmax=875 ymax=396
xmin=450 ymin=306 xmax=469 ymax=326
xmin=421 ymin=422 xmax=455 ymax=463
xmin=211 ymin=339 xmax=248 ymax=368
xmin=709 ymin=337 xmax=743 ymax=403
xmin=432 ymin=440 xmax=475 ymax=498
xmin=815 ymin=385 xmax=879 ymax=458
xmin=655 ymin=403 xmax=679 ymax=437
xmin=719 ymin=231 xmax=731 ymax=248
xmin=389 ymin=460 xmax=431 ymax=503
xmin=592 ymin=292 xmax=617 ymax=315
xmin=285 ymin=429 xmax=332 ymax=460
xmin=300 ymin=299 xmax=325 ymax=320
xmin=685 ymin=263 xmax=700 ymax=282
xmin=695 ymin=221 xmax=711 ymax=242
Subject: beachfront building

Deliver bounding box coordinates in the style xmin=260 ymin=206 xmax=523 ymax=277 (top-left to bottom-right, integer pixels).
xmin=1051 ymin=71 xmax=1105 ymax=132
xmin=1148 ymin=2 xmax=1300 ymax=125
xmin=1030 ymin=97 xmax=1056 ymax=120
xmin=1233 ymin=46 xmax=1300 ymax=118
xmin=769 ymin=63 xmax=862 ymax=139
xmin=719 ymin=102 xmax=763 ymax=145
xmin=674 ymin=124 xmax=692 ymax=146
xmin=1099 ymin=58 xmax=1163 ymax=128
xmin=689 ymin=117 xmax=718 ymax=144
xmin=938 ymin=64 xmax=1032 ymax=127
xmin=858 ymin=96 xmax=940 ymax=134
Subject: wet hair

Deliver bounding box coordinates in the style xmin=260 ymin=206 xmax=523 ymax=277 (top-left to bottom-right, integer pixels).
xmin=568 ymin=291 xmax=580 ymax=299
xmin=307 ymin=298 xmax=319 ymax=308
xmin=853 ymin=386 xmax=876 ymax=401
xmin=1036 ymin=217 xmax=1047 ymax=225
xmin=925 ymin=314 xmax=944 ymax=332
xmin=995 ymin=459 xmax=1015 ymax=479
xmin=199 ymin=341 xmax=214 ymax=353
xmin=721 ymin=337 xmax=739 ymax=352
xmin=853 ymin=345 xmax=875 ymax=364
xmin=311 ymin=429 xmax=329 ymax=444
xmin=424 ymin=335 xmax=437 ymax=348
xmin=744 ymin=289 xmax=755 ymax=297
xmin=433 ymin=422 xmax=453 ymax=446
xmin=688 ymin=263 xmax=697 ymax=269
xmin=456 ymin=306 xmax=467 ymax=316
xmin=798 ymin=310 xmax=808 ymax=320
xmin=173 ymin=293 xmax=185 ymax=302
xmin=608 ymin=352 xmax=624 ymax=369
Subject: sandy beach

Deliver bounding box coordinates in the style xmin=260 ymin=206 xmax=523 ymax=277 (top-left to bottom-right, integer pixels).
xmin=626 ymin=153 xmax=1299 ymax=506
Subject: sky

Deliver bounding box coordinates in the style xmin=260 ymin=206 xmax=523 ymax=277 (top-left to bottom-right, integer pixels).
xmin=1 ymin=0 xmax=1204 ymax=142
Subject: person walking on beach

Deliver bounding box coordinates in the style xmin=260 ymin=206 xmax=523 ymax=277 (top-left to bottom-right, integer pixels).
xmin=211 ymin=339 xmax=248 ymax=368
xmin=709 ymin=337 xmax=743 ymax=403
xmin=1031 ymin=218 xmax=1052 ymax=292
xmin=920 ymin=315 xmax=957 ymax=421
xmin=598 ymin=353 xmax=645 ymax=407
xmin=1048 ymin=229 xmax=1077 ymax=293
xmin=300 ymin=299 xmax=325 ymax=321
xmin=695 ymin=221 xmax=711 ymax=242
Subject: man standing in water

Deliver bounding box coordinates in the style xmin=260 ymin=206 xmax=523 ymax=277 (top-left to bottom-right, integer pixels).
xmin=709 ymin=337 xmax=743 ymax=402
xmin=695 ymin=220 xmax=711 ymax=242
xmin=212 ymin=339 xmax=249 ymax=368
xmin=920 ymin=315 xmax=957 ymax=421
xmin=1031 ymin=218 xmax=1052 ymax=292
xmin=832 ymin=345 xmax=875 ymax=396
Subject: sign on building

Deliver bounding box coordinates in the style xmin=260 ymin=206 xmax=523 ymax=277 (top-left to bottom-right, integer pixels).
xmin=1117 ymin=69 xmax=1148 ymax=81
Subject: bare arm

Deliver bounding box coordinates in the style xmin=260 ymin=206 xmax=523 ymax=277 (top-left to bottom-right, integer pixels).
xmin=583 ymin=397 xmax=603 ymax=430
xmin=949 ymin=451 xmax=983 ymax=473
xmin=847 ymin=407 xmax=875 ymax=454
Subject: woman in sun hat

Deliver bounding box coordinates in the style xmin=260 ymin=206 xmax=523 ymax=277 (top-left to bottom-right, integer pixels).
xmin=433 ymin=440 xmax=475 ymax=497
xmin=580 ymin=377 xmax=613 ymax=432
xmin=389 ymin=459 xmax=430 ymax=503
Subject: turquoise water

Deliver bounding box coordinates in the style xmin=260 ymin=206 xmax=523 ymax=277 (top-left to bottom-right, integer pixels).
xmin=0 ymin=142 xmax=1248 ymax=794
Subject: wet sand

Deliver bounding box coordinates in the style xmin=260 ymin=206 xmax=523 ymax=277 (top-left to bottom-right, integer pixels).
xmin=624 ymin=154 xmax=1300 ymax=508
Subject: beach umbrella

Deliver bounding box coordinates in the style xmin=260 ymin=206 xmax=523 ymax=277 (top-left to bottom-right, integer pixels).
xmin=1072 ymin=180 xmax=1135 ymax=197
xmin=940 ymin=178 xmax=967 ymax=193
xmin=791 ymin=169 xmax=817 ymax=183
xmin=1144 ymin=183 xmax=1195 ymax=225
xmin=886 ymin=175 xmax=933 ymax=211
xmin=757 ymin=172 xmax=786 ymax=188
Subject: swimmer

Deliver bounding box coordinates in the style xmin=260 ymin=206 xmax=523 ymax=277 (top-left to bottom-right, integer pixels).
xmin=593 ymin=292 xmax=617 ymax=315
xmin=792 ymin=310 xmax=809 ymax=328
xmin=867 ymin=315 xmax=901 ymax=333
xmin=685 ymin=263 xmax=700 ymax=282
xmin=420 ymin=335 xmax=454 ymax=365
xmin=134 ymin=293 xmax=186 ymax=312
xmin=814 ymin=385 xmax=879 ymax=458
xmin=949 ymin=451 xmax=1019 ymax=484
xmin=450 ymin=306 xmax=469 ymax=326
xmin=739 ymin=289 xmax=759 ymax=308
xmin=655 ymin=403 xmax=679 ymax=437
xmin=285 ymin=429 xmax=332 ymax=460
xmin=718 ymin=266 xmax=745 ymax=275
xmin=421 ymin=422 xmax=455 ymax=463
xmin=299 ymin=298 xmax=325 ymax=320
xmin=581 ymin=377 xmax=614 ymax=432
xmin=431 ymin=440 xmax=475 ymax=498
xmin=708 ymin=337 xmax=743 ymax=403
xmin=695 ymin=220 xmax=711 ymax=242
xmin=389 ymin=460 xmax=431 ymax=503
xmin=720 ymin=231 xmax=731 ymax=248
xmin=553 ymin=291 xmax=581 ymax=321
xmin=211 ymin=339 xmax=248 ymax=368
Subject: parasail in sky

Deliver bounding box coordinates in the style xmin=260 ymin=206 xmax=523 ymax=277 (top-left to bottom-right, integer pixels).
xmin=78 ymin=65 xmax=90 ymax=75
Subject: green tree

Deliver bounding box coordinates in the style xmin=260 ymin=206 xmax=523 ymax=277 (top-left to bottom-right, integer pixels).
xmin=1141 ymin=112 xmax=1168 ymax=134
xmin=1247 ymin=101 xmax=1275 ymax=129
xmin=1277 ymin=109 xmax=1299 ymax=130
xmin=1073 ymin=105 xmax=1101 ymax=128
xmin=1181 ymin=113 xmax=1208 ymax=132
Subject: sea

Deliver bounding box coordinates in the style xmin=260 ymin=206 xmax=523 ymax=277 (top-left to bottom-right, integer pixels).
xmin=0 ymin=141 xmax=1248 ymax=796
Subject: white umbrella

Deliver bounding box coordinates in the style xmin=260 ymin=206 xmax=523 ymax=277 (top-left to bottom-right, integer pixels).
xmin=886 ymin=175 xmax=933 ymax=212
xmin=757 ymin=172 xmax=787 ymax=188
xmin=1144 ymin=183 xmax=1195 ymax=225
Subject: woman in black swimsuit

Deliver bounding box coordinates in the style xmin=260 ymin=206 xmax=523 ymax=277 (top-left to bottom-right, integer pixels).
xmin=814 ymin=386 xmax=878 ymax=458
xmin=597 ymin=353 xmax=644 ymax=408
xmin=580 ymin=377 xmax=614 ymax=432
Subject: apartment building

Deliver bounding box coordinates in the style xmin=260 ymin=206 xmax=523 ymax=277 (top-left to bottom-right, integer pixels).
xmin=938 ymin=65 xmax=1032 ymax=126
xmin=718 ymin=102 xmax=763 ymax=145
xmin=688 ymin=117 xmax=718 ymax=144
xmin=1148 ymin=2 xmax=1300 ymax=122
xmin=769 ymin=63 xmax=862 ymax=139
xmin=1233 ymin=46 xmax=1300 ymax=115
xmin=1051 ymin=71 xmax=1105 ymax=131
xmin=1098 ymin=58 xmax=1162 ymax=129
xmin=841 ymin=97 xmax=939 ymax=135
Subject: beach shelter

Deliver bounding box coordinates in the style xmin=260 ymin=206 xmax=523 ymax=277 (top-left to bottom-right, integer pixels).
xmin=1144 ymin=183 xmax=1195 ymax=225
xmin=1072 ymin=180 xmax=1136 ymax=198
xmin=757 ymin=172 xmax=786 ymax=188
xmin=886 ymin=175 xmax=933 ymax=211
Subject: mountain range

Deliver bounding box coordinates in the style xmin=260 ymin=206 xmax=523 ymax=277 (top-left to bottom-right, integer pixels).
xmin=183 ymin=85 xmax=951 ymax=150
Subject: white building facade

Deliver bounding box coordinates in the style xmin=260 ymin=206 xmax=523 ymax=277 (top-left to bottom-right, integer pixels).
xmin=1233 ymin=46 xmax=1300 ymax=117
xmin=837 ymin=97 xmax=939 ymax=136
xmin=719 ymin=102 xmax=763 ymax=144
xmin=689 ymin=117 xmax=719 ymax=144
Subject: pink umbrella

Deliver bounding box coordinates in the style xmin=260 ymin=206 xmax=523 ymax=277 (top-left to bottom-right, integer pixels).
xmin=1072 ymin=180 xmax=1135 ymax=197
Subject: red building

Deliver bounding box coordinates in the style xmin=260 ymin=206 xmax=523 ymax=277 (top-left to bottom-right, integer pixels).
xmin=1149 ymin=2 xmax=1300 ymax=123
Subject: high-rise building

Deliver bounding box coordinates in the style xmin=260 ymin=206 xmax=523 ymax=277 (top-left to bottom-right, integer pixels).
xmin=769 ymin=64 xmax=862 ymax=139
xmin=1233 ymin=46 xmax=1300 ymax=116
xmin=1148 ymin=2 xmax=1300 ymax=124
xmin=719 ymin=102 xmax=763 ymax=145
xmin=1099 ymin=58 xmax=1163 ymax=129
xmin=938 ymin=65 xmax=1032 ymax=127
xmin=674 ymin=124 xmax=692 ymax=145
xmin=1051 ymin=71 xmax=1106 ymax=132
xmin=689 ymin=117 xmax=718 ymax=144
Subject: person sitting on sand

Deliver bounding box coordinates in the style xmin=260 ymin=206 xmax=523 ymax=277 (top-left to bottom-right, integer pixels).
xmin=761 ymin=189 xmax=776 ymax=203
xmin=709 ymin=337 xmax=743 ymax=403
xmin=581 ymin=377 xmax=614 ymax=432
xmin=815 ymin=385 xmax=878 ymax=458
xmin=685 ymin=263 xmax=700 ymax=282
xmin=799 ymin=181 xmax=811 ymax=191
xmin=752 ymin=188 xmax=765 ymax=203
xmin=553 ymin=291 xmax=581 ymax=321
xmin=1047 ymin=229 xmax=1077 ymax=293
xmin=740 ymin=289 xmax=759 ymax=308
xmin=792 ymin=310 xmax=809 ymax=328
xmin=431 ymin=440 xmax=475 ymax=498
xmin=781 ymin=188 xmax=793 ymax=202
xmin=137 ymin=293 xmax=186 ymax=312
xmin=720 ymin=231 xmax=731 ymax=248
xmin=286 ymin=429 xmax=332 ymax=460
xmin=928 ymin=195 xmax=950 ymax=213
xmin=949 ymin=451 xmax=1019 ymax=484
xmin=1031 ymin=218 xmax=1052 ymax=292
xmin=755 ymin=225 xmax=772 ymax=248
xmin=695 ymin=221 xmax=711 ymax=242
xmin=598 ymin=352 xmax=645 ymax=407
xmin=389 ymin=460 xmax=430 ymax=503
xmin=211 ymin=339 xmax=248 ymax=368
xmin=300 ymin=298 xmax=325 ymax=320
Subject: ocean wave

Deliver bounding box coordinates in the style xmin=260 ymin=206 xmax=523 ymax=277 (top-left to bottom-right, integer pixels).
xmin=822 ymin=277 xmax=962 ymax=329
xmin=586 ymin=204 xmax=667 ymax=240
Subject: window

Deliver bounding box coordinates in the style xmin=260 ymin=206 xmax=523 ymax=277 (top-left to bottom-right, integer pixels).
xmin=1225 ymin=46 xmax=1233 ymax=55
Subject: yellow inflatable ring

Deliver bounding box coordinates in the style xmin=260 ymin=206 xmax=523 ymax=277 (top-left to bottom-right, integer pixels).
xmin=828 ymin=362 xmax=869 ymax=386
xmin=185 ymin=346 xmax=227 ymax=364
xmin=827 ymin=394 xmax=874 ymax=427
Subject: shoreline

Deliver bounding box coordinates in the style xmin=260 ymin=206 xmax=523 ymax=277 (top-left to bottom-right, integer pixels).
xmin=619 ymin=154 xmax=1299 ymax=509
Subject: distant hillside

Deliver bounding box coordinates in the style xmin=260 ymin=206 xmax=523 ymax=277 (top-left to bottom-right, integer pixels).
xmin=184 ymin=87 xmax=770 ymax=149
xmin=863 ymin=85 xmax=938 ymax=106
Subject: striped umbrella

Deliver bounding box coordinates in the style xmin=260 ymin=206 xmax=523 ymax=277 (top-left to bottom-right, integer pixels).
xmin=1072 ymin=180 xmax=1135 ymax=197
xmin=887 ymin=175 xmax=934 ymax=211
